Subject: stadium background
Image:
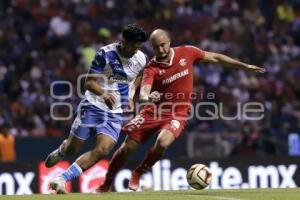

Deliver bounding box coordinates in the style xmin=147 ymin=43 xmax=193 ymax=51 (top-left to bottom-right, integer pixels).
xmin=0 ymin=0 xmax=300 ymax=195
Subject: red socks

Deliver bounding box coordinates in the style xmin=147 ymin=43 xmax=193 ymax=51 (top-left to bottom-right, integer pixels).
xmin=134 ymin=148 xmax=164 ymax=174
xmin=105 ymin=147 xmax=163 ymax=180
xmin=106 ymin=149 xmax=128 ymax=179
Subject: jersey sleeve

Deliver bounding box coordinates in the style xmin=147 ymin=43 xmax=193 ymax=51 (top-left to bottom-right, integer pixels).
xmin=141 ymin=65 xmax=156 ymax=86
xmin=185 ymin=45 xmax=205 ymax=61
xmin=89 ymin=49 xmax=106 ymax=74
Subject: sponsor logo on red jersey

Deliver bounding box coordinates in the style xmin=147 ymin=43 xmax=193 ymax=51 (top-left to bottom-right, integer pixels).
xmin=162 ymin=69 xmax=189 ymax=85
xmin=159 ymin=69 xmax=166 ymax=75
xmin=179 ymin=58 xmax=187 ymax=66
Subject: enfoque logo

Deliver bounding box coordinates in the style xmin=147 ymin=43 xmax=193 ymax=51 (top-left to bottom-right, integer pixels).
xmin=49 ymin=74 xmax=265 ymax=122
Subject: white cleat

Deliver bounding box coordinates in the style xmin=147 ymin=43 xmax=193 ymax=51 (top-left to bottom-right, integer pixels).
xmin=45 ymin=149 xmax=63 ymax=168
xmin=49 ymin=176 xmax=67 ymax=194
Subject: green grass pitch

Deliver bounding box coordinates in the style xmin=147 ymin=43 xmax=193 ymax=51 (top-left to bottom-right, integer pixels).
xmin=1 ymin=189 xmax=300 ymax=200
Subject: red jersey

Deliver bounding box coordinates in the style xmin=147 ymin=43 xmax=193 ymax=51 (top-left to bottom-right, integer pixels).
xmin=142 ymin=45 xmax=205 ymax=117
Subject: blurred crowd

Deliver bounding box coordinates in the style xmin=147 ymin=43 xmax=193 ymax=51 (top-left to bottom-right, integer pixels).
xmin=0 ymin=0 xmax=300 ymax=157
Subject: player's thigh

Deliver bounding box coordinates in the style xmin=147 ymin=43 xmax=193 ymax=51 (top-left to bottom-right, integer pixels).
xmin=161 ymin=118 xmax=186 ymax=138
xmin=123 ymin=112 xmax=161 ymax=144
xmin=120 ymin=136 xmax=141 ymax=154
xmin=64 ymin=133 xmax=85 ymax=154
xmin=156 ymin=118 xmax=187 ymax=148
xmin=93 ymin=108 xmax=124 ymax=142
xmin=94 ymin=134 xmax=117 ymax=155
xmin=155 ymin=129 xmax=176 ymax=149
xmin=70 ymin=103 xmax=98 ymax=141
xmin=68 ymin=116 xmax=91 ymax=153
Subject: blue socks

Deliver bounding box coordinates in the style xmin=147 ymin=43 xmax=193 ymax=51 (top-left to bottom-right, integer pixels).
xmin=61 ymin=162 xmax=83 ymax=181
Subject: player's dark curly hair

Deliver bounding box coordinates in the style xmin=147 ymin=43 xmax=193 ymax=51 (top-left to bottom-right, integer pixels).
xmin=122 ymin=24 xmax=149 ymax=42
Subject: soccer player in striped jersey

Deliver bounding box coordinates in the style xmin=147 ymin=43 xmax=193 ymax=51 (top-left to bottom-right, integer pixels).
xmin=45 ymin=24 xmax=148 ymax=194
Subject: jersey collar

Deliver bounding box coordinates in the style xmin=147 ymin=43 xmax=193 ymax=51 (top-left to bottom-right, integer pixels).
xmin=153 ymin=48 xmax=174 ymax=66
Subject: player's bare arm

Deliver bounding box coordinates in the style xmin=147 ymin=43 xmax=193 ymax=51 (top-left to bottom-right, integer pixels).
xmin=203 ymin=51 xmax=266 ymax=73
xmin=125 ymin=74 xmax=143 ymax=112
xmin=129 ymin=74 xmax=143 ymax=100
xmin=140 ymin=84 xmax=152 ymax=103
xmin=139 ymin=84 xmax=161 ymax=103
xmin=85 ymin=75 xmax=117 ymax=109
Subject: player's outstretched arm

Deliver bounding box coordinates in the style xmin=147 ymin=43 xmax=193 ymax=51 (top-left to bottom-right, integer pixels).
xmin=202 ymin=51 xmax=266 ymax=73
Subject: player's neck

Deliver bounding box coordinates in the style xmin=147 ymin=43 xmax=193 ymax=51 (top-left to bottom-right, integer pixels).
xmin=117 ymin=43 xmax=132 ymax=58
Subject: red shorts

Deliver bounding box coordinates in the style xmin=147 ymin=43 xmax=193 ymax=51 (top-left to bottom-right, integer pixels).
xmin=122 ymin=110 xmax=187 ymax=144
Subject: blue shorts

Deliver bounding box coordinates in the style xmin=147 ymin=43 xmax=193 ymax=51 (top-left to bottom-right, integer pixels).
xmin=70 ymin=100 xmax=123 ymax=141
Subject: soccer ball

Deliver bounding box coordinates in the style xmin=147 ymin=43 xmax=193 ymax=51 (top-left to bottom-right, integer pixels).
xmin=186 ymin=163 xmax=212 ymax=190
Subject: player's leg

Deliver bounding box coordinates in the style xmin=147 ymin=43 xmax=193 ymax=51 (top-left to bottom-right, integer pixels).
xmin=49 ymin=104 xmax=121 ymax=194
xmin=128 ymin=129 xmax=176 ymax=191
xmin=75 ymin=134 xmax=116 ymax=169
xmin=47 ymin=104 xmax=91 ymax=193
xmin=97 ymin=111 xmax=158 ymax=192
xmin=128 ymin=118 xmax=186 ymax=191
xmin=50 ymin=133 xmax=116 ymax=194
xmin=45 ymin=134 xmax=85 ymax=168
xmin=45 ymin=102 xmax=89 ymax=168
xmin=97 ymin=136 xmax=140 ymax=192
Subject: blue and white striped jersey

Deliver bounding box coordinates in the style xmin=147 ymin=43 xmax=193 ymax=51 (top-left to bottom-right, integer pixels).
xmin=85 ymin=43 xmax=147 ymax=113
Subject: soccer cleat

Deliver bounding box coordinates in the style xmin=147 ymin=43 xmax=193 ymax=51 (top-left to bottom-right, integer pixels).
xmin=96 ymin=177 xmax=114 ymax=193
xmin=96 ymin=184 xmax=112 ymax=193
xmin=45 ymin=149 xmax=63 ymax=168
xmin=128 ymin=171 xmax=141 ymax=191
xmin=49 ymin=176 xmax=67 ymax=194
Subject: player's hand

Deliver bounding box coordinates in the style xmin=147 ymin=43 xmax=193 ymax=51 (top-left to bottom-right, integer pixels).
xmin=124 ymin=99 xmax=135 ymax=113
xmin=246 ymin=65 xmax=266 ymax=73
xmin=103 ymin=93 xmax=117 ymax=109
xmin=149 ymin=91 xmax=162 ymax=103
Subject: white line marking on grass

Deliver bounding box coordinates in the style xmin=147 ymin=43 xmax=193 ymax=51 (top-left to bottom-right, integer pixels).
xmin=188 ymin=195 xmax=246 ymax=200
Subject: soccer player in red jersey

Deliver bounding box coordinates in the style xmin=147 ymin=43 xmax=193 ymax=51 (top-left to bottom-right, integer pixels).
xmin=97 ymin=29 xmax=265 ymax=192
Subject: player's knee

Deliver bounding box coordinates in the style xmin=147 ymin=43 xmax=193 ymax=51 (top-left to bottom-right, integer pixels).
xmin=157 ymin=137 xmax=172 ymax=150
xmin=64 ymin=144 xmax=79 ymax=155
xmin=120 ymin=145 xmax=135 ymax=155
xmin=94 ymin=145 xmax=113 ymax=157
xmin=121 ymin=141 xmax=139 ymax=155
